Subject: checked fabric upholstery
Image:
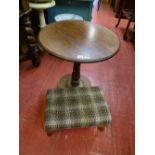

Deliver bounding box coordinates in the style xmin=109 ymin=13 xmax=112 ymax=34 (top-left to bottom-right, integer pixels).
xmin=44 ymin=87 xmax=112 ymax=132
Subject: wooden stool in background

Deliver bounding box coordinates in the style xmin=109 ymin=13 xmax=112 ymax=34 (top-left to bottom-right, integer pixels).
xmin=29 ymin=0 xmax=55 ymax=28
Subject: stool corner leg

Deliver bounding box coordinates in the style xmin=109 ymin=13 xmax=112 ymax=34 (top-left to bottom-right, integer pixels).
xmin=47 ymin=132 xmax=53 ymax=136
xmin=97 ymin=124 xmax=107 ymax=131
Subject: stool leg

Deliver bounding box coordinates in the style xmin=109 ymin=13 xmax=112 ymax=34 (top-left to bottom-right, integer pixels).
xmin=97 ymin=0 xmax=102 ymax=11
xmin=115 ymin=11 xmax=122 ymax=28
xmin=38 ymin=9 xmax=46 ymax=28
xmin=47 ymin=132 xmax=53 ymax=136
xmin=71 ymin=62 xmax=81 ymax=87
xmin=123 ymin=19 xmax=131 ymax=40
xmin=97 ymin=124 xmax=107 ymax=131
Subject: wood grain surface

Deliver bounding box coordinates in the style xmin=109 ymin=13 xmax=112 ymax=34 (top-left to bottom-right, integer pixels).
xmin=39 ymin=20 xmax=120 ymax=63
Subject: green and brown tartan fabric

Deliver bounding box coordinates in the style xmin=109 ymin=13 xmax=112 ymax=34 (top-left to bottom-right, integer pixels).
xmin=45 ymin=87 xmax=112 ymax=131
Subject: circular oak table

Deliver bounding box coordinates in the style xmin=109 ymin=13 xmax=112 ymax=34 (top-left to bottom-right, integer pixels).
xmin=39 ymin=20 xmax=120 ymax=87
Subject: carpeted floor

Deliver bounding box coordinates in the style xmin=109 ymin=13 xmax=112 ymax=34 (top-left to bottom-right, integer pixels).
xmin=20 ymin=3 xmax=135 ymax=155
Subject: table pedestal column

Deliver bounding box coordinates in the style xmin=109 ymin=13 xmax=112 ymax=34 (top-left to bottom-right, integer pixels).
xmin=71 ymin=62 xmax=80 ymax=87
xmin=57 ymin=62 xmax=91 ymax=88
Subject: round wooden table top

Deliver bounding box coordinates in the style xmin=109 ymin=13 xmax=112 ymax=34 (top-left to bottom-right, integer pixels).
xmin=39 ymin=20 xmax=120 ymax=63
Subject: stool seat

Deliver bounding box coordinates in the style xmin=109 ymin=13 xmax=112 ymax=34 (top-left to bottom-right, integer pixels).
xmin=29 ymin=1 xmax=55 ymax=9
xmin=29 ymin=0 xmax=52 ymax=3
xmin=45 ymin=87 xmax=112 ymax=132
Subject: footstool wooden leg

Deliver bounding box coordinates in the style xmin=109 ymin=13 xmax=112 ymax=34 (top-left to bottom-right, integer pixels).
xmin=123 ymin=19 xmax=131 ymax=40
xmin=97 ymin=124 xmax=107 ymax=131
xmin=47 ymin=132 xmax=53 ymax=136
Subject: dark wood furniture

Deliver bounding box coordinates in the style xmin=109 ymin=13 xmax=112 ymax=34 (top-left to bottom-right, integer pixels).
xmin=20 ymin=0 xmax=41 ymax=66
xmin=111 ymin=0 xmax=134 ymax=17
xmin=115 ymin=9 xmax=135 ymax=40
xmin=39 ymin=20 xmax=120 ymax=87
xmin=115 ymin=0 xmax=135 ymax=40
xmin=97 ymin=0 xmax=102 ymax=11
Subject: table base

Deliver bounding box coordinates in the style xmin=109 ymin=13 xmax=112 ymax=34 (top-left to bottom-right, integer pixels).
xmin=57 ymin=74 xmax=91 ymax=88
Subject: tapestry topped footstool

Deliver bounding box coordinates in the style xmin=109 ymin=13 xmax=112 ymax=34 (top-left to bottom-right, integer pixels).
xmin=44 ymin=87 xmax=112 ymax=135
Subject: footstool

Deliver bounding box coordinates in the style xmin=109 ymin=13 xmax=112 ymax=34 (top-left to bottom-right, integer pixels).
xmin=44 ymin=87 xmax=112 ymax=135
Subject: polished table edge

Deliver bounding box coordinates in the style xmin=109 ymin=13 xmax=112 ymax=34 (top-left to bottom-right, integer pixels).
xmin=41 ymin=48 xmax=120 ymax=63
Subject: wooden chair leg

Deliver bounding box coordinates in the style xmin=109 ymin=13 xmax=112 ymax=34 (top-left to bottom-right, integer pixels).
xmin=97 ymin=0 xmax=102 ymax=11
xmin=123 ymin=19 xmax=131 ymax=40
xmin=115 ymin=11 xmax=122 ymax=28
xmin=97 ymin=124 xmax=107 ymax=131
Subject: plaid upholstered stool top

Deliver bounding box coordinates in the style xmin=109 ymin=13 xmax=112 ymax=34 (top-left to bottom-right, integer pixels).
xmin=45 ymin=87 xmax=112 ymax=132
